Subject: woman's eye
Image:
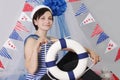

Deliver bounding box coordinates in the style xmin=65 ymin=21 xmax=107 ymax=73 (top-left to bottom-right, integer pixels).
xmin=48 ymin=17 xmax=52 ymax=20
xmin=41 ymin=17 xmax=45 ymax=20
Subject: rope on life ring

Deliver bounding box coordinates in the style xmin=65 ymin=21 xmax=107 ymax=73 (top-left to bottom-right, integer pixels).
xmin=45 ymin=38 xmax=89 ymax=80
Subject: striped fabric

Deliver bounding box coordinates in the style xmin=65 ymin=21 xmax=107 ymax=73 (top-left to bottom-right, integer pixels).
xmin=25 ymin=34 xmax=53 ymax=80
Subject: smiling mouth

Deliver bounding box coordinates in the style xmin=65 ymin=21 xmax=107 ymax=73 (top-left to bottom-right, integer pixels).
xmin=45 ymin=25 xmax=50 ymax=26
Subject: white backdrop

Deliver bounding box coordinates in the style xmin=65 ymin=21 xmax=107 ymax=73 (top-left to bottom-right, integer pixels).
xmin=0 ymin=0 xmax=120 ymax=78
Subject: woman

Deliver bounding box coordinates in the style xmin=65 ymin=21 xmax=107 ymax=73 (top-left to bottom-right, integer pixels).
xmin=24 ymin=5 xmax=100 ymax=80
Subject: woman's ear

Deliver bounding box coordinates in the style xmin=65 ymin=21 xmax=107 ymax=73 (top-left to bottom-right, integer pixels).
xmin=34 ymin=19 xmax=38 ymax=26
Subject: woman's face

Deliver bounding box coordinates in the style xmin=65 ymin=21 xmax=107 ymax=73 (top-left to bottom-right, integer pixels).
xmin=34 ymin=11 xmax=53 ymax=31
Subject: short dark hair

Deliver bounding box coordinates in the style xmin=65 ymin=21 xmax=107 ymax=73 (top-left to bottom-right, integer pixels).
xmin=32 ymin=8 xmax=53 ymax=30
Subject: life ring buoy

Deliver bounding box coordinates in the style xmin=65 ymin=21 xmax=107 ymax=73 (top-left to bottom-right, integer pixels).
xmin=45 ymin=38 xmax=89 ymax=80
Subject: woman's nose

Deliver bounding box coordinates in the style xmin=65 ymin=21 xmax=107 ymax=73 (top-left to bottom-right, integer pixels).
xmin=45 ymin=19 xmax=50 ymax=23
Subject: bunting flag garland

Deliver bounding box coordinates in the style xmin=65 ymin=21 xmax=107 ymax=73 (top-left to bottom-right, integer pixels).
xmin=14 ymin=21 xmax=29 ymax=32
xmin=9 ymin=30 xmax=23 ymax=41
xmin=80 ymin=13 xmax=95 ymax=26
xmin=91 ymin=24 xmax=103 ymax=38
xmin=97 ymin=32 xmax=109 ymax=44
xmin=3 ymin=39 xmax=16 ymax=50
xmin=0 ymin=47 xmax=12 ymax=59
xmin=22 ymin=2 xmax=33 ymax=12
xmin=105 ymin=40 xmax=117 ymax=53
xmin=75 ymin=3 xmax=88 ymax=16
xmin=115 ymin=48 xmax=120 ymax=62
xmin=0 ymin=60 xmax=4 ymax=69
xmin=19 ymin=12 xmax=32 ymax=22
xmin=71 ymin=2 xmax=120 ymax=78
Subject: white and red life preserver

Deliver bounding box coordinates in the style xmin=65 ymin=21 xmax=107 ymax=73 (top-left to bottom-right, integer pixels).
xmin=45 ymin=38 xmax=89 ymax=80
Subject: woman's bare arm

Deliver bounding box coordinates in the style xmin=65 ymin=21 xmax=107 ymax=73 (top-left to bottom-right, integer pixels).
xmin=24 ymin=38 xmax=40 ymax=74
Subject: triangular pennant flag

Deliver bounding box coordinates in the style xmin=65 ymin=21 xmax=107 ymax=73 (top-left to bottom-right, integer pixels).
xmin=0 ymin=47 xmax=12 ymax=59
xmin=115 ymin=48 xmax=120 ymax=62
xmin=3 ymin=39 xmax=16 ymax=50
xmin=0 ymin=60 xmax=4 ymax=69
xmin=97 ymin=32 xmax=109 ymax=44
xmin=25 ymin=0 xmax=42 ymax=5
xmin=19 ymin=12 xmax=32 ymax=22
xmin=9 ymin=30 xmax=23 ymax=41
xmin=68 ymin=0 xmax=80 ymax=2
xmin=91 ymin=24 xmax=103 ymax=37
xmin=14 ymin=21 xmax=29 ymax=32
xmin=75 ymin=3 xmax=88 ymax=16
xmin=110 ymin=71 xmax=119 ymax=80
xmin=22 ymin=2 xmax=33 ymax=12
xmin=105 ymin=40 xmax=117 ymax=53
xmin=80 ymin=13 xmax=95 ymax=26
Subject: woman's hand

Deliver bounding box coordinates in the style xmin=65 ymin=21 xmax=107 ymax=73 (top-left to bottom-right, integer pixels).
xmin=50 ymin=37 xmax=58 ymax=43
xmin=85 ymin=48 xmax=100 ymax=64
xmin=34 ymin=37 xmax=48 ymax=53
